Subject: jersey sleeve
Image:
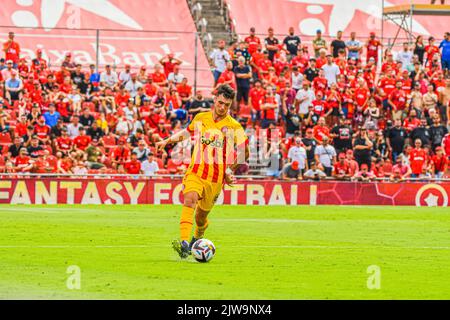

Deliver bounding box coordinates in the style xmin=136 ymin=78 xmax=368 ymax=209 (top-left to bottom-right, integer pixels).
xmin=187 ymin=112 xmax=203 ymax=134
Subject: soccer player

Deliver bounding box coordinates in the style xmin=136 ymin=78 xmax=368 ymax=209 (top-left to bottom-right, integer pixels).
xmin=156 ymin=85 xmax=249 ymax=258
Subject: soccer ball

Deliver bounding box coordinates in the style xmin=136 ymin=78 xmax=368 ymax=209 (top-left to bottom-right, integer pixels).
xmin=191 ymin=239 xmax=216 ymax=263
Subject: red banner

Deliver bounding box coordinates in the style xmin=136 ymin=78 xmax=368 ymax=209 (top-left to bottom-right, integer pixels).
xmin=0 ymin=178 xmax=448 ymax=207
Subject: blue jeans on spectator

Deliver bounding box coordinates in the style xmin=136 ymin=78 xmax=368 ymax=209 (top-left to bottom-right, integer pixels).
xmin=442 ymin=59 xmax=450 ymax=71
xmin=392 ymin=151 xmax=402 ymax=163
xmin=261 ymin=119 xmax=276 ymax=129
xmin=213 ymin=70 xmax=222 ymax=83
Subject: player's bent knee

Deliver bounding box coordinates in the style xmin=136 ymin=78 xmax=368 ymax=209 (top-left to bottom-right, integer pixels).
xmin=183 ymin=192 xmax=199 ymax=208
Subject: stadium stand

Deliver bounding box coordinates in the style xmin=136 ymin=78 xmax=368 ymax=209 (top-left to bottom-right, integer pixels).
xmin=0 ymin=0 xmax=449 ymax=182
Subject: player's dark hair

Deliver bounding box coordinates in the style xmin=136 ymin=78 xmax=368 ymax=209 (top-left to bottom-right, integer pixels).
xmin=216 ymin=84 xmax=236 ymax=101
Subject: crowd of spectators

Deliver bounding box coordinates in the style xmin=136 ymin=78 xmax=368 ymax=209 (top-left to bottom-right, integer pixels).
xmin=209 ymin=28 xmax=450 ymax=181
xmin=1 ymin=28 xmax=450 ymax=181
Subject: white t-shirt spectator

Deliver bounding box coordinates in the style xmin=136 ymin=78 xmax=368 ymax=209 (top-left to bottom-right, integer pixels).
xmin=167 ymin=72 xmax=185 ymax=84
xmin=291 ymin=72 xmax=304 ymax=90
xmin=287 ymin=146 xmax=307 ymax=169
xmin=209 ymin=49 xmax=230 ymax=72
xmin=322 ymin=63 xmax=340 ymax=85
xmin=396 ymin=50 xmax=413 ymax=70
xmin=141 ymin=159 xmax=159 ymax=175
xmin=100 ymin=71 xmax=119 ymax=87
xmin=66 ymin=123 xmax=82 ymax=138
xmin=314 ymin=144 xmax=336 ymax=168
xmin=119 ymin=71 xmax=131 ymax=83
xmin=295 ymin=88 xmax=316 ymax=115
xmin=124 ymin=80 xmax=143 ymax=98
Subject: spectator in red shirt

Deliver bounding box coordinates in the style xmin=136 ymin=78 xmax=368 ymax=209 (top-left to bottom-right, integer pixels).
xmin=245 ymin=27 xmax=261 ymax=55
xmin=333 ymin=153 xmax=351 ymax=180
xmin=73 ymin=127 xmax=92 ymax=151
xmin=3 ymin=32 xmax=20 ymax=67
xmin=159 ymin=53 xmax=182 ymax=77
xmin=34 ymin=116 xmax=51 ymax=145
xmin=124 ymin=152 xmax=142 ymax=174
xmin=388 ymin=80 xmax=408 ymax=120
xmin=55 ymin=128 xmax=73 ymax=155
xmin=313 ymin=117 xmax=330 ymax=143
xmin=111 ymin=137 xmax=130 ymax=168
xmin=14 ymin=147 xmax=33 ymax=172
xmin=409 ymin=139 xmax=428 ymax=177
xmin=431 ymin=146 xmax=447 ymax=179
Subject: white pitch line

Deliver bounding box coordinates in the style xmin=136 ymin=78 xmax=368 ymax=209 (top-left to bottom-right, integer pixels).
xmin=0 ymin=245 xmax=449 ymax=250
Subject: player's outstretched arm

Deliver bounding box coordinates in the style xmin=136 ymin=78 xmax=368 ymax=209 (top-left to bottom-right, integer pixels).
xmin=155 ymin=128 xmax=191 ymax=152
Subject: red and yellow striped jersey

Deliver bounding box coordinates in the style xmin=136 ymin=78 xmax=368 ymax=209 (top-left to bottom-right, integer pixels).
xmin=186 ymin=111 xmax=248 ymax=183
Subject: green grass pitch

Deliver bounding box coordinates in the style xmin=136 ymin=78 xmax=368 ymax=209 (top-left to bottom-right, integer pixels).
xmin=0 ymin=205 xmax=449 ymax=299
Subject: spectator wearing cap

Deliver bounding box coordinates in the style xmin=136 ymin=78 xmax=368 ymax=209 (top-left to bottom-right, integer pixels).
xmin=314 ymin=136 xmax=336 ymax=176
xmin=281 ymin=160 xmax=303 ymax=180
xmin=124 ymin=73 xmax=143 ymax=98
xmin=312 ymin=29 xmax=326 ymax=58
xmin=346 ymin=32 xmax=362 ymax=61
xmin=61 ymin=52 xmax=76 ymax=72
xmin=5 ymin=71 xmax=23 ymax=103
xmin=31 ymin=48 xmax=47 ymax=71
xmin=244 ymin=27 xmax=261 ymax=56
xmin=353 ymin=127 xmax=373 ymax=169
xmin=330 ymin=31 xmax=346 ymax=59
xmin=209 ymin=40 xmax=231 ymax=84
xmin=141 ymin=151 xmax=159 ymax=176
xmin=43 ymin=103 xmax=60 ymax=128
xmin=330 ymin=117 xmax=353 ymax=155
xmin=119 ymin=64 xmax=132 ymax=84
xmin=100 ymin=64 xmax=119 ymax=88
xmin=3 ymin=32 xmax=20 ymax=67
xmin=1 ymin=59 xmax=14 ymax=80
